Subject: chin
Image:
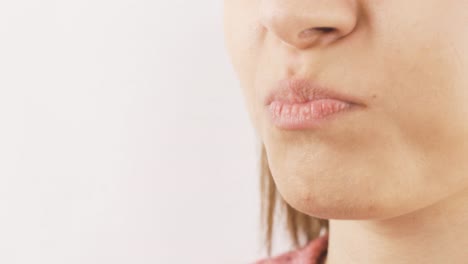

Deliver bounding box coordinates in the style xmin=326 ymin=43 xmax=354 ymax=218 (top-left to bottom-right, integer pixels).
xmin=270 ymin=166 xmax=402 ymax=220
xmin=263 ymin=135 xmax=432 ymax=221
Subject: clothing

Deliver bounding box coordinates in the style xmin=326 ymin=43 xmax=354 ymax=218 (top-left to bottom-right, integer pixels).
xmin=254 ymin=232 xmax=329 ymax=264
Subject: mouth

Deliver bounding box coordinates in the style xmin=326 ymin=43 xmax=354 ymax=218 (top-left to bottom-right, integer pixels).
xmin=265 ymin=78 xmax=366 ymax=130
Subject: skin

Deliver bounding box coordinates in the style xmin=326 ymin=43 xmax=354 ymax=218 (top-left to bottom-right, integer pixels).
xmin=223 ymin=0 xmax=468 ymax=263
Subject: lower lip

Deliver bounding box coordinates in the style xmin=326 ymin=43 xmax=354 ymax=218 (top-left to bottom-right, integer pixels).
xmin=267 ymin=99 xmax=354 ymax=130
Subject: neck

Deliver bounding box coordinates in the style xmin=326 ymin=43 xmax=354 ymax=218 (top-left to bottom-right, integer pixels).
xmin=324 ymin=188 xmax=468 ymax=264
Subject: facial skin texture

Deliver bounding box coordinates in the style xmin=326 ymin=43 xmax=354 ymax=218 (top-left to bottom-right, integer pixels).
xmin=224 ymin=1 xmax=468 ymax=263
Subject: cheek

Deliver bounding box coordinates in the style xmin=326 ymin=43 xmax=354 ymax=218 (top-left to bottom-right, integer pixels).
xmin=357 ymin=1 xmax=468 ymax=159
xmin=223 ymin=2 xmax=265 ymax=131
xmin=223 ymin=0 xmax=261 ymax=77
xmin=374 ymin=17 xmax=468 ymax=191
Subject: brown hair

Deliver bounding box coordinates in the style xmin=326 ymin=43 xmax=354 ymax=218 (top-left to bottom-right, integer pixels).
xmin=259 ymin=143 xmax=329 ymax=256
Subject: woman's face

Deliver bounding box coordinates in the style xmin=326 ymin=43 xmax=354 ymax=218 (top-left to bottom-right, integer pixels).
xmin=223 ymin=0 xmax=468 ymax=219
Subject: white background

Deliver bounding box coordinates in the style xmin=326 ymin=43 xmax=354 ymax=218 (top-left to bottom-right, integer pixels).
xmin=0 ymin=1 xmax=296 ymax=263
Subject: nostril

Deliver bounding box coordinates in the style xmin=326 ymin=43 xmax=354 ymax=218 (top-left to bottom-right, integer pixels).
xmin=298 ymin=27 xmax=336 ymax=39
xmin=315 ymin=27 xmax=335 ymax=33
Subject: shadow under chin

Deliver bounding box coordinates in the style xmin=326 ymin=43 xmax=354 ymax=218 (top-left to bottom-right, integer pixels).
xmin=277 ymin=184 xmax=392 ymax=220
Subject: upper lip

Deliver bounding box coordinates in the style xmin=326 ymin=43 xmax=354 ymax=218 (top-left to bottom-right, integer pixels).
xmin=264 ymin=78 xmax=366 ymax=107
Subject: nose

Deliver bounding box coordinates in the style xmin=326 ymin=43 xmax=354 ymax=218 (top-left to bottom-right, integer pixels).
xmin=259 ymin=0 xmax=358 ymax=49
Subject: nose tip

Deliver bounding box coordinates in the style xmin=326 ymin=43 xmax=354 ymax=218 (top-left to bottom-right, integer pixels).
xmin=260 ymin=0 xmax=358 ymax=49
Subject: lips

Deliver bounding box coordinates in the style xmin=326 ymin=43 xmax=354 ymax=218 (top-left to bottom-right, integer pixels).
xmin=265 ymin=78 xmax=365 ymax=130
xmin=265 ymin=78 xmax=363 ymax=106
